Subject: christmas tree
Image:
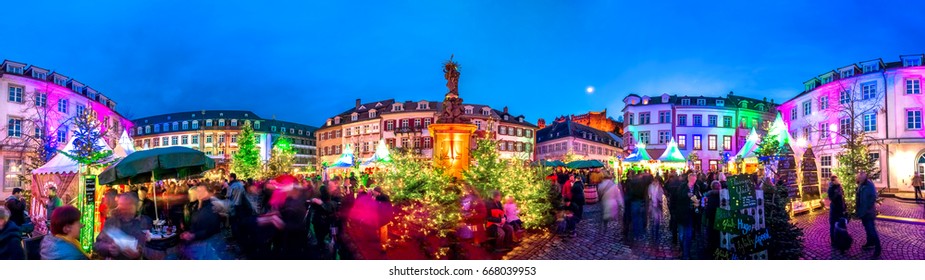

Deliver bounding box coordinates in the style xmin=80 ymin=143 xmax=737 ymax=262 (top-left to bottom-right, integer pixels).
xmin=60 ymin=111 xmax=111 ymax=165
xmin=764 ymin=179 xmax=805 ymax=259
xmin=231 ymin=120 xmax=261 ymax=180
xmin=800 ymin=147 xmax=821 ymax=200
xmin=265 ymin=135 xmax=295 ymax=177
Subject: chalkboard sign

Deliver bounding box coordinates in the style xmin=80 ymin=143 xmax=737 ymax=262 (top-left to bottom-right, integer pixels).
xmin=778 ymin=144 xmax=800 ymax=198
xmin=85 ymin=177 xmax=96 ymax=205
xmin=731 ymin=228 xmax=770 ymax=255
xmin=715 ymin=208 xmax=756 ymax=235
xmin=726 ymin=175 xmax=757 ymax=210
xmin=800 ymin=147 xmax=821 ymax=200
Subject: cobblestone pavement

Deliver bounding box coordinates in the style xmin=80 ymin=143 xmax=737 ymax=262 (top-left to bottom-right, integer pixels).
xmin=504 ymin=198 xmax=925 ymax=260
xmin=875 ymin=198 xmax=925 ymax=220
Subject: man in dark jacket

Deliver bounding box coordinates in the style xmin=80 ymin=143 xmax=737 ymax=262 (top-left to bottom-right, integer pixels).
xmin=5 ymin=188 xmax=26 ymax=227
xmin=138 ymin=187 xmax=157 ymax=221
xmin=0 ymin=206 xmax=25 ymax=260
xmin=670 ymin=173 xmax=697 ymax=259
xmin=827 ymin=176 xmax=847 ymax=248
xmin=855 ymin=171 xmax=880 ymax=258
xmin=703 ymin=180 xmax=722 ymax=255
xmin=567 ymin=174 xmax=586 ymax=237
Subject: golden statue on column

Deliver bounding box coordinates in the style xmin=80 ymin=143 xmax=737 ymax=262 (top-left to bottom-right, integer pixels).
xmin=430 ymin=55 xmax=476 ymax=179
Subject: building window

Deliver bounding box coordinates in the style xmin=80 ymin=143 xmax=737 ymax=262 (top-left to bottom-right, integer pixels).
xmin=839 ymin=118 xmax=851 ymax=135
xmin=821 ymin=155 xmax=832 ymax=179
xmin=723 ymin=136 xmax=732 ymax=151
xmin=192 ymin=121 xmax=199 ymax=129
xmin=57 ymin=129 xmax=67 ymax=143
xmin=153 ymin=138 xmax=160 ymax=147
xmin=819 ymin=123 xmax=829 ymax=139
xmin=206 ymin=120 xmax=213 ymax=127
xmin=516 ymin=128 xmax=523 ymax=137
xmin=716 ymin=100 xmax=725 ymax=106
xmin=351 ymin=114 xmax=358 ymax=121
xmin=423 ymin=137 xmax=432 ymax=148
xmin=639 ymin=113 xmax=651 ymax=124
xmin=681 ymin=99 xmax=690 ymax=106
xmin=693 ymin=115 xmax=702 ymax=126
xmin=206 ymin=135 xmax=213 ymax=143
xmin=790 ymin=107 xmax=797 ymax=120
xmin=369 ymin=111 xmax=376 ymax=118
xmin=869 ymin=152 xmax=881 ymax=180
xmin=145 ymin=126 xmax=151 ymax=134
xmin=708 ymin=115 xmax=717 ymax=127
xmin=219 ymin=134 xmax=226 ymax=143
xmin=839 ymin=91 xmax=850 ymax=104
xmin=271 ymin=126 xmax=277 ymax=132
xmin=231 ymin=119 xmax=238 ymax=126
xmin=76 ymin=104 xmax=87 ymax=117
xmin=526 ymin=129 xmax=532 ymax=138
xmin=904 ymin=57 xmax=923 ymax=67
xmin=7 ymin=118 xmax=22 ymax=138
xmin=465 ymin=108 xmax=473 ymax=115
xmin=401 ymin=138 xmax=409 ymax=148
xmin=137 ymin=127 xmax=143 ymax=135
xmin=803 ymin=101 xmax=811 ymax=116
xmin=181 ymin=135 xmax=189 ymax=145
xmin=58 ymin=99 xmax=68 ymax=113
xmin=658 ymin=111 xmax=670 ymax=123
xmin=172 ymin=122 xmax=179 ymax=131
xmin=907 ymin=109 xmax=922 ymax=130
xmin=8 ymin=86 xmax=23 ymax=103
xmin=720 ymin=116 xmax=730 ymax=128
xmin=907 ymin=79 xmax=921 ymax=95
xmin=658 ymin=131 xmax=670 ymax=144
xmin=863 ymin=113 xmax=877 ymax=132
xmin=182 ymin=121 xmax=189 ymax=130
xmin=171 ymin=136 xmax=179 ymax=145
xmin=627 ymin=114 xmax=634 ymax=125
xmin=709 ymin=160 xmax=719 ymax=172
xmin=4 ymin=159 xmax=23 ymax=190
xmin=162 ymin=123 xmax=169 ymax=132
xmin=819 ymin=96 xmax=828 ymax=110
xmin=677 ymin=115 xmax=687 ymax=126
xmin=386 ymin=121 xmax=394 ymax=131
xmin=693 ymin=135 xmax=702 ymax=150
xmin=34 ymin=92 xmax=47 ymax=107
xmin=861 ymin=82 xmax=877 ymax=100
xmin=192 ymin=135 xmax=199 ymax=144
xmin=254 ymin=121 xmax=260 ymax=130
xmin=424 ymin=118 xmax=432 ymax=127
xmin=677 ymin=135 xmax=687 ymax=149
xmin=708 ymin=135 xmax=717 ymax=150
xmin=161 ymin=136 xmax=169 ymax=146
xmin=401 ymin=119 xmax=409 ymax=128
xmin=218 ymin=119 xmax=225 ymax=127
xmin=638 ymin=131 xmax=650 ymax=144
xmin=697 ymin=99 xmax=706 ymax=106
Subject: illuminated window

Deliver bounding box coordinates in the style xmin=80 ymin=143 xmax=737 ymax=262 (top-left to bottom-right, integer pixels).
xmin=839 ymin=91 xmax=850 ymax=104
xmin=819 ymin=123 xmax=829 ymax=139
xmin=723 ymin=135 xmax=732 ymax=151
xmin=693 ymin=135 xmax=702 ymax=150
xmin=803 ymin=101 xmax=811 ymax=116
xmin=677 ymin=135 xmax=687 ymax=149
xmin=819 ymin=96 xmax=828 ymax=110
xmin=58 ymin=99 xmax=68 ymax=113
xmin=861 ymin=82 xmax=877 ymax=100
xmin=907 ymin=79 xmax=921 ymax=95
xmin=8 ymin=85 xmax=23 ymax=103
xmin=708 ymin=135 xmax=717 ymax=150
xmin=7 ymin=118 xmax=21 ymax=138
xmin=708 ymin=115 xmax=717 ymax=127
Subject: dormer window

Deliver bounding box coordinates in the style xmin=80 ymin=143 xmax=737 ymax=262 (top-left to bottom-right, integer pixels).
xmin=32 ymin=71 xmax=46 ymax=79
xmin=696 ymin=99 xmax=706 ymax=106
xmin=218 ymin=119 xmax=225 ymax=127
xmin=54 ymin=76 xmax=67 ymax=86
xmin=334 ymin=117 xmax=341 ymax=124
xmin=192 ymin=121 xmax=199 ymax=129
xmin=172 ymin=122 xmax=179 ymax=131
xmin=465 ymin=108 xmax=473 ymax=115
xmin=417 ymin=102 xmax=428 ymax=110
xmin=840 ymin=68 xmax=855 ymax=78
xmin=642 ymin=97 xmax=650 ymax=105
xmin=206 ymin=119 xmax=213 ymax=127
xmin=904 ymin=57 xmax=922 ymax=67
xmin=163 ymin=123 xmax=169 ymax=131
xmin=503 ymin=115 xmax=509 ymax=121
xmin=231 ymin=119 xmax=238 ymax=126
xmin=681 ymin=99 xmax=690 ymax=106
xmin=715 ymin=100 xmax=725 ymax=106
xmin=393 ymin=104 xmax=403 ymax=111
xmin=254 ymin=121 xmax=260 ymax=129
xmin=482 ymin=108 xmax=490 ymax=116
xmin=369 ymin=110 xmax=376 ymax=118
xmin=71 ymin=84 xmax=82 ymax=93
xmin=182 ymin=121 xmax=189 ymax=130
xmin=351 ymin=113 xmax=358 ymax=121
xmin=5 ymin=64 xmax=24 ymax=74
xmin=518 ymin=117 xmax=524 ymax=122
xmin=661 ymin=95 xmax=669 ymax=103
xmin=862 ymin=63 xmax=880 ymax=73
xmin=756 ymin=104 xmax=766 ymax=111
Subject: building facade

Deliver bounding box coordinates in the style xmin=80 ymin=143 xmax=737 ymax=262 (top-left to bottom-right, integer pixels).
xmin=535 ymin=116 xmax=622 ymax=162
xmin=622 ymin=92 xmax=777 ymax=172
xmin=779 ymin=54 xmax=925 ymax=191
xmin=0 ymin=59 xmax=133 ymax=197
xmin=315 ymin=98 xmax=537 ymax=168
xmin=131 ymin=110 xmax=317 ymax=174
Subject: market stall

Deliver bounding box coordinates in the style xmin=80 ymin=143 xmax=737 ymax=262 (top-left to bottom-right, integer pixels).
xmin=731 ymin=128 xmax=761 ymax=174
xmin=657 ymin=139 xmax=687 ymax=170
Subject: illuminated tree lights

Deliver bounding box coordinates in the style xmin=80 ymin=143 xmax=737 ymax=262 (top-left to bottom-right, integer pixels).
xmin=265 ymin=135 xmax=295 ymax=177
xmin=231 ymin=120 xmax=261 ymax=179
xmin=58 ymin=111 xmax=110 ymax=252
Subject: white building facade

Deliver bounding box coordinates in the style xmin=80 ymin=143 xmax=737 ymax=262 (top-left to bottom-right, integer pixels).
xmin=780 ymin=54 xmax=925 ymax=191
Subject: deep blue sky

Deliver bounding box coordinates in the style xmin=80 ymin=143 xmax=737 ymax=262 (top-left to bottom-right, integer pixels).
xmin=3 ymin=1 xmax=924 ymax=127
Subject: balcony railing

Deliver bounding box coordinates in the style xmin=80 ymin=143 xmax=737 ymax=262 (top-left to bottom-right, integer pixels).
xmin=394 ymin=126 xmax=425 ymax=134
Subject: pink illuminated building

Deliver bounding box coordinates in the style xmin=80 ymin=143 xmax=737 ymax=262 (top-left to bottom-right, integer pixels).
xmin=0 ymin=59 xmax=133 ymax=197
xmin=779 ymin=54 xmax=925 ymax=191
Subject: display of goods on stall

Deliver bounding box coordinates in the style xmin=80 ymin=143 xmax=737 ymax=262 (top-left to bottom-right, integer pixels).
xmin=799 ymin=147 xmax=822 ymax=200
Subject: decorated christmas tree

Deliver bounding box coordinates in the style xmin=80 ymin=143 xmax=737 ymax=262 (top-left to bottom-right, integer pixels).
xmin=265 ymin=135 xmax=295 ymax=177
xmin=800 ymin=146 xmax=821 ymax=200
xmin=764 ymin=178 xmax=805 ymax=259
xmin=231 ymin=120 xmax=261 ymax=179
xmin=58 ymin=110 xmax=111 ymax=252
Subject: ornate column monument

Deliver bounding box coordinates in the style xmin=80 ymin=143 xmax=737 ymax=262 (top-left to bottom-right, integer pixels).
xmin=429 ymin=55 xmax=477 ymax=179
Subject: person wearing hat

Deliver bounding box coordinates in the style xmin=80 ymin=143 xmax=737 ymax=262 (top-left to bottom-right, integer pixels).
xmin=46 ymin=187 xmax=63 ymax=229
xmin=4 ymin=188 xmax=26 ymax=227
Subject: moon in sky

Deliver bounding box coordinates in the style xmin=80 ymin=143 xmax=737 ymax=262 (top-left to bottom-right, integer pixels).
xmin=586 ymin=86 xmax=594 ymax=94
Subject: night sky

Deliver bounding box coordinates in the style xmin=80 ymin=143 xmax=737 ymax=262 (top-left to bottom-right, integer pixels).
xmin=3 ymin=1 xmax=923 ymax=127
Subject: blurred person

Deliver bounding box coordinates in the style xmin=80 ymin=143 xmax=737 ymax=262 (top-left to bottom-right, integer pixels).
xmin=94 ymin=193 xmax=152 ymax=260
xmin=40 ymin=205 xmax=88 ymax=260
xmin=566 ymin=174 xmax=586 ymax=237
xmin=99 ymin=187 xmax=119 ymax=228
xmin=4 ymin=188 xmax=26 ymax=227
xmin=703 ymin=180 xmax=722 ymax=255
xmin=181 ymin=185 xmax=227 ymax=260
xmin=827 ymin=175 xmax=847 ymax=249
xmin=647 ymin=176 xmax=664 ymax=245
xmin=311 ymin=184 xmax=338 ymax=258
xmin=0 ymin=206 xmax=25 ymax=260
xmin=274 ymin=175 xmax=311 ymax=259
xmin=669 ymin=173 xmax=698 ymax=259
xmin=138 ymin=187 xmax=157 ymax=221
xmin=45 ymin=187 xmax=63 ymax=228
xmin=503 ymin=195 xmax=523 ymax=233
xmin=855 ymin=171 xmax=880 ymax=258
xmin=597 ymin=171 xmax=623 ymax=234
xmin=486 ymin=190 xmax=514 ymax=251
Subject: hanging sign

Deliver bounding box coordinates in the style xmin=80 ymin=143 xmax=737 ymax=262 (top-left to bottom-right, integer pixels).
xmin=726 ymin=175 xmax=757 ymax=210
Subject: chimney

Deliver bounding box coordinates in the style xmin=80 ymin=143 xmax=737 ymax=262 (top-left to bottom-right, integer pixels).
xmin=503 ymin=106 xmax=509 ymax=114
xmin=537 ymin=118 xmax=546 ymax=129
xmin=356 ymin=98 xmax=361 ymax=109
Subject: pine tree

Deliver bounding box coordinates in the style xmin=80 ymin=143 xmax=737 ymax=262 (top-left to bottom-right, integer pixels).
xmin=764 ymin=179 xmax=805 ymax=259
xmin=61 ymin=110 xmax=111 ymax=166
xmin=266 ymin=135 xmax=295 ymax=177
xmin=231 ymin=120 xmax=261 ymax=179
xmin=833 ymin=136 xmax=874 ymax=215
